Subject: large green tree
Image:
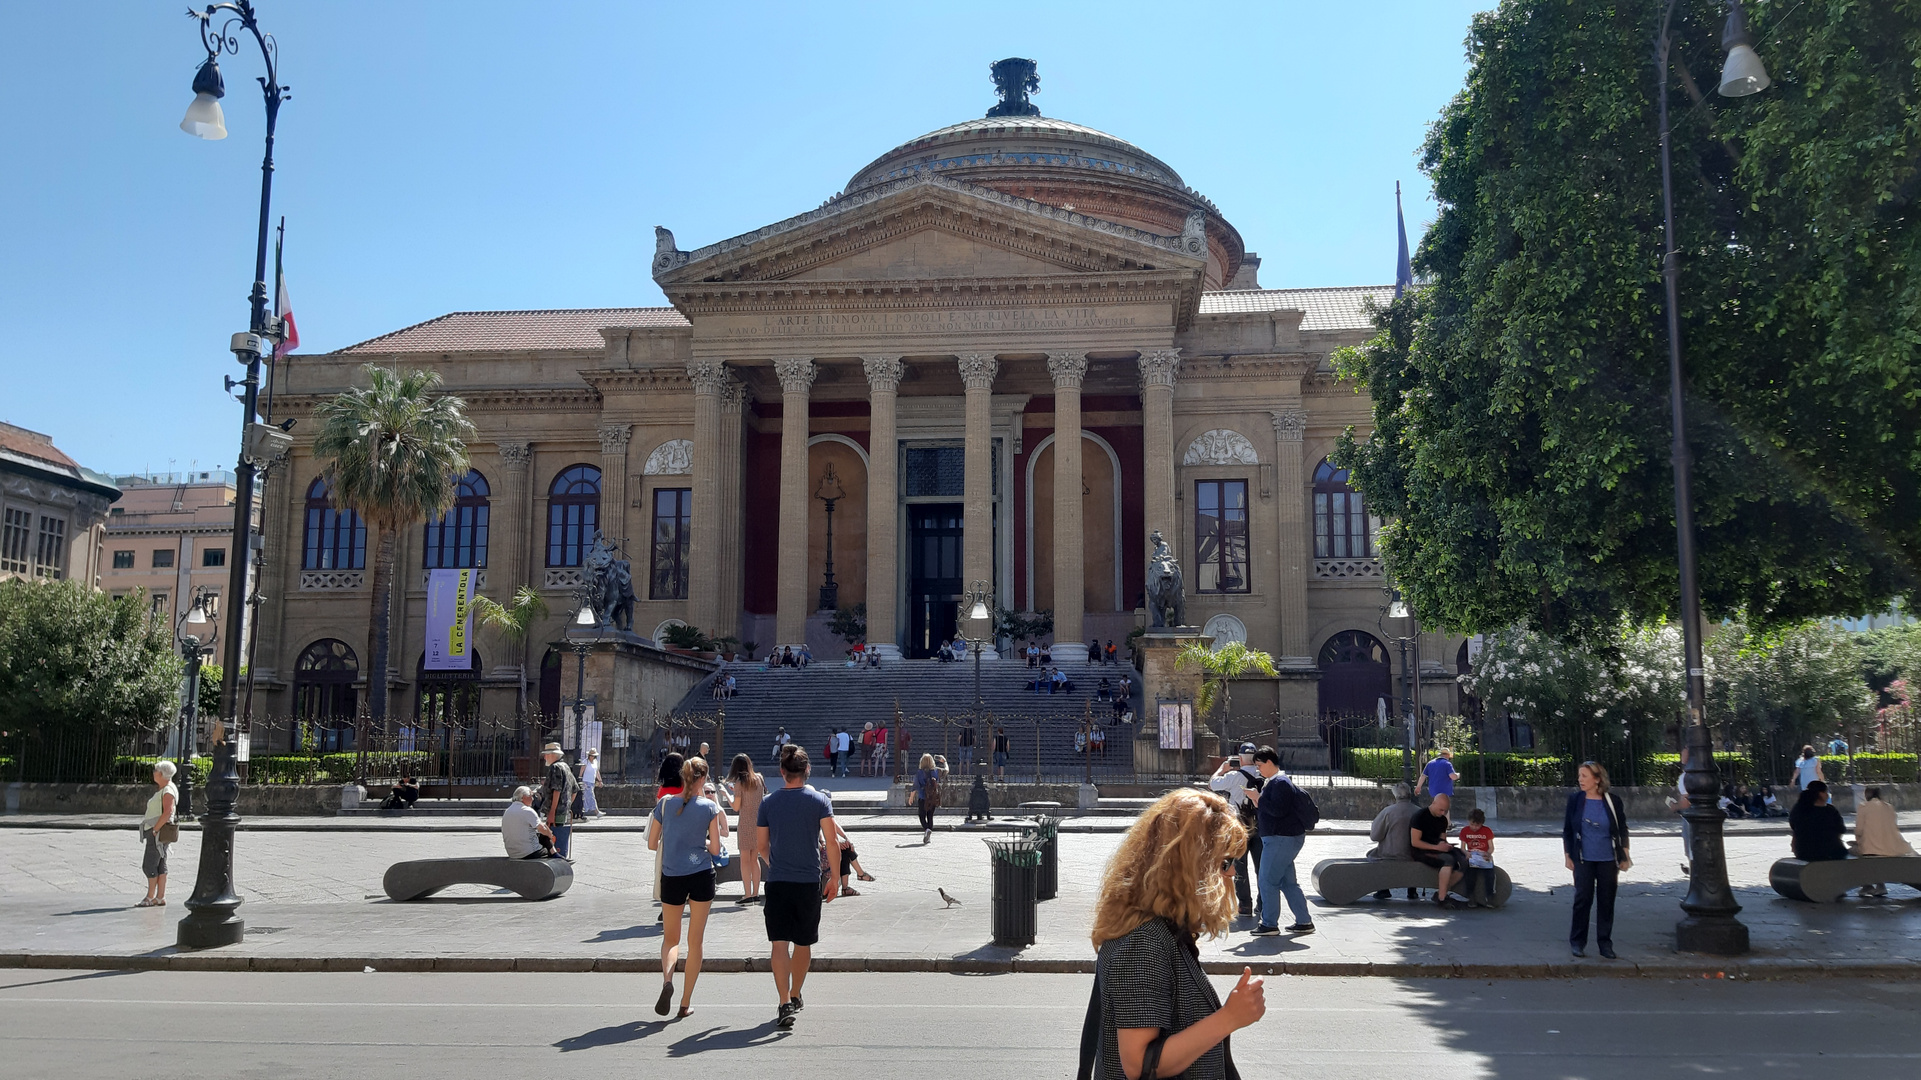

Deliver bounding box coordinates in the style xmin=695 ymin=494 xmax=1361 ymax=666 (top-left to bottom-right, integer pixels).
xmin=312 ymin=364 xmax=474 ymax=725
xmin=1337 ymin=0 xmax=1921 ymax=644
xmin=0 ymin=580 xmax=181 ymax=752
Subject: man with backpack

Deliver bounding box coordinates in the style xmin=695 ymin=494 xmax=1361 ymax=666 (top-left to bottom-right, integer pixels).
xmin=1209 ymin=745 xmax=1264 ymax=919
xmin=1249 ymin=745 xmax=1317 ymax=937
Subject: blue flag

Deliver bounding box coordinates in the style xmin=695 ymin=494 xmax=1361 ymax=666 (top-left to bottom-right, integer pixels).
xmin=1395 ymin=181 xmax=1414 ymax=299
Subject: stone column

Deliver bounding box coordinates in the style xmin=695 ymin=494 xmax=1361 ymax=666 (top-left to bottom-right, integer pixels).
xmin=686 ymin=362 xmax=728 ymax=635
xmin=1270 ymin=410 xmax=1311 ymax=662
xmin=1047 ymin=351 xmax=1089 ymax=663
xmin=1138 ymin=348 xmax=1181 ymax=617
xmin=597 ymin=423 xmax=633 ymax=548
xmin=957 ymin=352 xmax=999 ymax=656
xmin=716 ymin=374 xmax=752 ymax=642
xmin=773 ymin=357 xmax=816 ymax=647
xmin=491 ymin=441 xmax=531 ymax=678
xmin=863 ymin=356 xmax=905 ymax=660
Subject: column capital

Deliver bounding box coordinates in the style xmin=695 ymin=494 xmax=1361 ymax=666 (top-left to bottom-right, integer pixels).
xmin=720 ymin=372 xmax=754 ymax=410
xmin=686 ymin=360 xmax=729 ymax=395
xmin=495 ymin=441 xmax=532 ymax=470
xmin=597 ymin=423 xmax=633 ymax=454
xmin=862 ymin=355 xmax=906 ymax=393
xmin=956 ymin=353 xmax=999 ymax=392
xmin=1045 ymin=351 xmax=1089 ymax=388
xmin=773 ymin=357 xmax=817 ymax=394
xmin=1270 ymin=409 xmax=1308 ymax=441
xmin=1137 ymin=348 xmax=1182 ymax=388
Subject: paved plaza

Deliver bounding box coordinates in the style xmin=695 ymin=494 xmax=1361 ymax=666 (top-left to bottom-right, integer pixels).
xmin=3 ymin=812 xmax=1919 ymax=977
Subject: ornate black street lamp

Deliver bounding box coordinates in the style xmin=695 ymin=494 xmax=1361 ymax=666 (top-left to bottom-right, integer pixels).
xmin=1655 ymin=0 xmax=1770 ymax=957
xmin=178 ymin=2 xmax=293 ymax=724
xmin=962 ymin=580 xmax=994 ymax=821
xmin=568 ymin=586 xmax=598 ymax=749
xmin=1378 ymin=587 xmax=1419 ymax=790
xmin=815 ymin=464 xmax=844 ymax=612
xmin=171 ymin=589 xmax=220 ymax=818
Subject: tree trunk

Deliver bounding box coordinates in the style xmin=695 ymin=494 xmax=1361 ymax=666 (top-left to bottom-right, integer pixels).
xmin=366 ymin=527 xmax=397 ymax=727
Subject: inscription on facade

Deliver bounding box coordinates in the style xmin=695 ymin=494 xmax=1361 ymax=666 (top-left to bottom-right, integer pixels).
xmin=716 ymin=307 xmax=1143 ymax=339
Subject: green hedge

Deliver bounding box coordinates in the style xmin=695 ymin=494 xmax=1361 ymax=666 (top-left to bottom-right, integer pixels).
xmin=113 ymin=755 xmax=210 ymax=788
xmin=1343 ymin=749 xmax=1571 ymax=787
xmin=1838 ymin=753 xmax=1920 ymax=782
xmin=1638 ymin=753 xmax=1756 ymax=788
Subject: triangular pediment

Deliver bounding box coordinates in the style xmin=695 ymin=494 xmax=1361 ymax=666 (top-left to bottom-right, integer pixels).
xmin=652 ymin=173 xmax=1207 ymax=288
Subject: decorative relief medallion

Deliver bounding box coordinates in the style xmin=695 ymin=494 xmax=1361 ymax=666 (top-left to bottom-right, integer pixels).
xmin=773 ymin=357 xmax=817 ymax=394
xmin=1045 ymin=351 xmax=1088 ymax=388
xmin=956 ymin=353 xmax=1000 ymax=391
xmin=597 ymin=424 xmax=633 ymax=454
xmin=1269 ymin=410 xmax=1308 ymax=441
xmin=1202 ymin=613 xmax=1247 ymax=646
xmin=1183 ymin=429 xmax=1260 ymax=466
xmin=644 ymin=439 xmax=694 ymax=476
xmin=862 ymin=355 xmax=906 ymax=393
xmin=1137 ymin=348 xmax=1181 ymax=388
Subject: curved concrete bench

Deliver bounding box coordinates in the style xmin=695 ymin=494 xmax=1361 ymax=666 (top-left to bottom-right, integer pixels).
xmin=1769 ymin=856 xmax=1921 ymax=903
xmin=383 ymin=856 xmax=574 ymax=902
xmin=1312 ymin=857 xmax=1513 ymax=907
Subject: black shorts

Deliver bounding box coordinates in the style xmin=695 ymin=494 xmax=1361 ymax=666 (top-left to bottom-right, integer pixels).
xmin=763 ymin=879 xmax=823 ymax=946
xmin=1416 ymin=849 xmax=1467 ymax=873
xmin=662 ymin=869 xmax=716 ymax=906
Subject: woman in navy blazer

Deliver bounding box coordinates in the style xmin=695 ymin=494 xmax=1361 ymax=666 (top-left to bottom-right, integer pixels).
xmin=1562 ymin=761 xmax=1632 ymax=958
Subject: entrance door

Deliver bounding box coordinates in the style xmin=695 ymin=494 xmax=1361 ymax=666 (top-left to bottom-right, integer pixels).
xmin=907 ymin=503 xmax=963 ymax=658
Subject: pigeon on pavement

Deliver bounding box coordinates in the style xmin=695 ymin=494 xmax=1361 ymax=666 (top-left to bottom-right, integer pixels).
xmin=938 ymin=888 xmax=961 ymax=908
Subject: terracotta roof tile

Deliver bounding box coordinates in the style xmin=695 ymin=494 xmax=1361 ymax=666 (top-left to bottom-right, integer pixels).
xmin=334 ymin=307 xmax=688 ymax=354
xmin=0 ymin=421 xmax=77 ymax=469
xmin=1198 ymin=286 xmax=1396 ymax=332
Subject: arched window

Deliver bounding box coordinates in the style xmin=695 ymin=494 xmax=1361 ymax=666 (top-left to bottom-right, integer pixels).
xmin=546 ymin=465 xmax=601 ymax=567
xmin=1313 ymin=459 xmax=1378 ymax=560
xmin=423 ymin=470 xmax=490 ymax=569
xmin=293 ymin=639 xmax=359 ymax=751
xmin=303 ymin=478 xmax=366 ymax=571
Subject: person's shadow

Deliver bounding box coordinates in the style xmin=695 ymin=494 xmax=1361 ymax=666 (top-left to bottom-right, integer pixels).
xmin=585 ymin=924 xmax=662 ymax=943
xmin=554 ymin=1019 xmax=669 ymax=1051
xmin=668 ymin=1019 xmax=785 ymax=1055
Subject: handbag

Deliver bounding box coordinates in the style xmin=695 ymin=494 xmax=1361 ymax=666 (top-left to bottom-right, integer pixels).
xmin=156 ymin=822 xmax=180 ymax=844
xmin=712 ymin=841 xmax=731 ymax=871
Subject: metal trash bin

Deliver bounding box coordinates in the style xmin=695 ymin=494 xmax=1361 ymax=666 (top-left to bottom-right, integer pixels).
xmin=1024 ymin=815 xmax=1060 ymax=901
xmin=985 ymin=837 xmax=1044 ymax=947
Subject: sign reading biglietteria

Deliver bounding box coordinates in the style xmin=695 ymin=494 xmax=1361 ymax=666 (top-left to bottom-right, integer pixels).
xmin=425 ymin=569 xmax=479 ymax=671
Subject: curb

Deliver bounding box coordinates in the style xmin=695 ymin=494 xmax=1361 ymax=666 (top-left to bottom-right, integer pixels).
xmin=3 ymin=951 xmax=1914 ymax=980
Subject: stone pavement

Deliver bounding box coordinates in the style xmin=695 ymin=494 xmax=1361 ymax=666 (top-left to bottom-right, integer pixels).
xmin=3 ymin=815 xmax=1919 ymax=979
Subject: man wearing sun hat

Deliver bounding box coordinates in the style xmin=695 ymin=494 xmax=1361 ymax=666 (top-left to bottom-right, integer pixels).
xmin=537 ymin=742 xmax=579 ymax=859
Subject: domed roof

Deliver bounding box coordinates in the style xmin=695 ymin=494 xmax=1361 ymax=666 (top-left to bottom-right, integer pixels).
xmin=845 ymin=114 xmax=1188 ymax=194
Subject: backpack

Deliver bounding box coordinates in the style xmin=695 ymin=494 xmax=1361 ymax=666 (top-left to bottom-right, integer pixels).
xmin=1262 ymin=776 xmax=1321 ymax=835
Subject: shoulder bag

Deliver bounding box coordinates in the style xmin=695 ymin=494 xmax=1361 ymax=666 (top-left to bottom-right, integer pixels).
xmin=157 ymin=820 xmax=181 ymax=844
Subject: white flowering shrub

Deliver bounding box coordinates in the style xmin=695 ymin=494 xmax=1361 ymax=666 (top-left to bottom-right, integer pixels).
xmin=1463 ymin=623 xmax=1685 ymax=759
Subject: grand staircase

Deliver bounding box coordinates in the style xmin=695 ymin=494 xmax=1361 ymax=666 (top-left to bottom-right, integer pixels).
xmin=669 ymin=655 xmax=1143 ymax=778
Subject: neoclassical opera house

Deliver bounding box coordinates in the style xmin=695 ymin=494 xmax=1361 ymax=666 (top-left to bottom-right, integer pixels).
xmin=259 ymin=65 xmax=1473 ymax=740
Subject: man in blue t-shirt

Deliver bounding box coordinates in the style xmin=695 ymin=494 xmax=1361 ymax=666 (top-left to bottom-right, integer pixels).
xmin=755 ymin=747 xmax=839 ymax=1030
xmin=1419 ymin=748 xmax=1459 ymax=798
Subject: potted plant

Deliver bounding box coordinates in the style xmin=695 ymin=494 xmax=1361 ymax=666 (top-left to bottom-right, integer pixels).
xmin=713 ymin=635 xmax=743 ymax=662
xmin=660 ymin=622 xmax=714 ymax=657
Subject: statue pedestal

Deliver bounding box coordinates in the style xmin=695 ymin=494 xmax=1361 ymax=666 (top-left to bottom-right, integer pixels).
xmin=548 ymin=631 xmax=716 ymax=749
xmin=1133 ymin=629 xmax=1218 ymax=777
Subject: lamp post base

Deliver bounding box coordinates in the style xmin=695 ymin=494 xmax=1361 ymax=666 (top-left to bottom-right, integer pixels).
xmin=178 ymin=909 xmax=246 ymax=950
xmin=1675 ymin=914 xmax=1750 ymax=956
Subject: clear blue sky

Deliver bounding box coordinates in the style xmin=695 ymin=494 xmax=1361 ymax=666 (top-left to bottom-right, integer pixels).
xmin=1 ymin=1 xmax=1487 ymax=476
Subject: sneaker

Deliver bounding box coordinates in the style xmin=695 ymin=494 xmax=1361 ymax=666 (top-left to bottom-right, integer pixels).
xmin=924 ymin=829 xmax=933 ymax=844
xmin=1285 ymin=923 xmax=1316 ymax=936
xmin=791 ymin=994 xmax=804 ymax=1012
xmin=1251 ymin=925 xmax=1281 ymax=937
xmin=776 ymin=1002 xmax=797 ymax=1030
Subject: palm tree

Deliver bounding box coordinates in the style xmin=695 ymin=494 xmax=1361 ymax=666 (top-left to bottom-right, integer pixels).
xmin=471 ymin=585 xmax=548 ymax=720
xmin=1178 ymin=639 xmax=1279 ymax=746
xmin=312 ymin=364 xmax=474 ymax=730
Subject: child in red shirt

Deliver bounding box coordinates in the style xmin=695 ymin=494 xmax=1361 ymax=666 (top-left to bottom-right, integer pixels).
xmin=1459 ymin=808 xmax=1497 ymax=908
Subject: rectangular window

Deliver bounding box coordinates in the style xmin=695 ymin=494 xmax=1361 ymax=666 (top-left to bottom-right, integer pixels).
xmin=112 ymin=550 xmax=135 ymax=569
xmin=649 ymin=488 xmax=692 ymax=600
xmin=151 ymin=592 xmax=169 ymax=616
xmin=153 ymin=549 xmax=175 ymax=569
xmin=33 ymin=516 xmax=65 ymax=579
xmin=202 ymin=547 xmax=226 ymax=568
xmin=0 ymin=508 xmax=29 ymax=574
xmin=1194 ymin=479 xmax=1250 ymax=593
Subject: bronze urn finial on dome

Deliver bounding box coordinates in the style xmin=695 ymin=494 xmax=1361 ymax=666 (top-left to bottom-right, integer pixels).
xmin=986 ymin=58 xmax=1040 ymax=118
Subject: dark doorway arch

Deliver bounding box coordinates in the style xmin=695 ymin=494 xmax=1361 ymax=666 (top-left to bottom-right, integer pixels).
xmin=294 ymin=639 xmax=359 ymax=751
xmin=538 ymin=647 xmax=564 ymax=725
xmin=1317 ymin=630 xmax=1392 ymax=718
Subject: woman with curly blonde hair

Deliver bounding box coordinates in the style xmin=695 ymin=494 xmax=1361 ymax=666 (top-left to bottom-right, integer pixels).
xmin=1081 ymin=789 xmax=1265 ymax=1079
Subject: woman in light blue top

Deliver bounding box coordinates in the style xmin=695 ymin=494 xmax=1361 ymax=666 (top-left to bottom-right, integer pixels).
xmin=647 ymin=756 xmax=727 ymax=1019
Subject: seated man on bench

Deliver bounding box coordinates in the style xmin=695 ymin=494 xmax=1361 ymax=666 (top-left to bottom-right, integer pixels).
xmin=503 ymin=786 xmax=560 ymax=859
xmin=1853 ymin=786 xmax=1918 ymax=897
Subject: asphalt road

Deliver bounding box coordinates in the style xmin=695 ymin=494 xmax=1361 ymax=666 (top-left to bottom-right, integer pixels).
xmin=4 ymin=969 xmax=1918 ymax=1078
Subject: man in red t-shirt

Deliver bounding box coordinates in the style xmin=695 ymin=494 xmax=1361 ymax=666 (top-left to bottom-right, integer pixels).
xmin=1458 ymin=808 xmax=1497 ymax=908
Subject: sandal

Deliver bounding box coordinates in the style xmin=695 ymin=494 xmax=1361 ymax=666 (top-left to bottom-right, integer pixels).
xmin=677 ymin=1005 xmax=694 ymax=1019
xmin=135 ymin=898 xmax=155 ymax=908
xmin=857 ymin=872 xmax=876 ymax=882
